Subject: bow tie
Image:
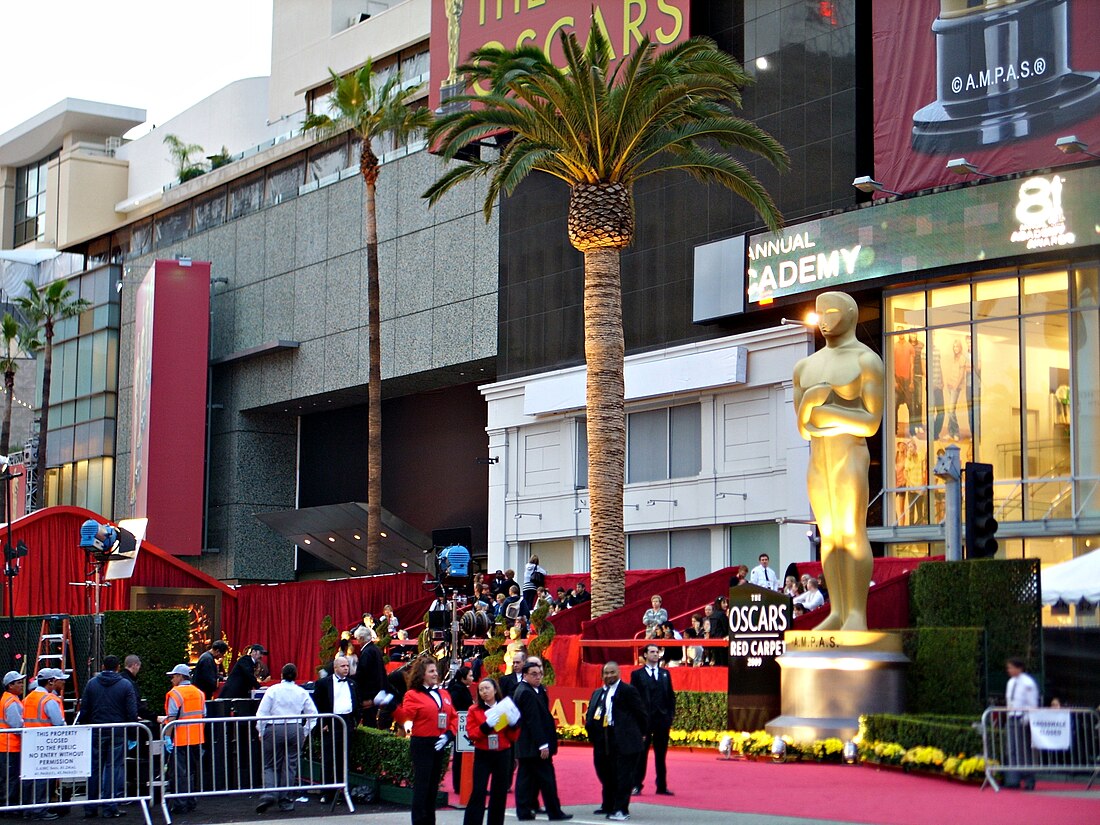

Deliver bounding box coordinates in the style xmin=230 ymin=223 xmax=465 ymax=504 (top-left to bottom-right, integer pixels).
xmin=337 ymin=677 xmax=348 ymax=682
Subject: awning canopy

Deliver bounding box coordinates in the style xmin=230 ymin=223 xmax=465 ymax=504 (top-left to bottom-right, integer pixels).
xmin=1041 ymin=547 xmax=1100 ymax=605
xmin=255 ymin=503 xmax=434 ymax=576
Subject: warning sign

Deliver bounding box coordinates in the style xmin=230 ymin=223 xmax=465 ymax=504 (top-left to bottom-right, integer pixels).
xmin=21 ymin=728 xmax=92 ymax=780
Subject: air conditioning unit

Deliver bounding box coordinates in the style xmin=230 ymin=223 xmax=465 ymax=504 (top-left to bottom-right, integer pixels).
xmin=105 ymin=136 xmax=123 ymax=157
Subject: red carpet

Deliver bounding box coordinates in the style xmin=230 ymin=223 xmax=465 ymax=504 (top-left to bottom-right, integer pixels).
xmin=537 ymin=744 xmax=1100 ymax=825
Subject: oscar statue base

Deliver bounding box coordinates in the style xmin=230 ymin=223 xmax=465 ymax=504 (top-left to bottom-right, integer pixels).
xmin=765 ymin=631 xmax=908 ymax=742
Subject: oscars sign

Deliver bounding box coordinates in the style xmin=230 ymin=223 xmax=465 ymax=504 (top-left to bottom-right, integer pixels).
xmin=430 ymin=0 xmax=691 ymax=110
xmin=726 ymin=582 xmax=791 ymax=731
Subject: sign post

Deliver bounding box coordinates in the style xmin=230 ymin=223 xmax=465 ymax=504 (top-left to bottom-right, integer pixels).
xmin=726 ymin=582 xmax=791 ymax=731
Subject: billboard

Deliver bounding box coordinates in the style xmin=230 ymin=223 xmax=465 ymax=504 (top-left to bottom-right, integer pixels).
xmin=429 ymin=0 xmax=691 ymax=110
xmin=743 ymin=163 xmax=1100 ymax=307
xmin=873 ymin=0 xmax=1100 ymax=194
xmin=127 ymin=260 xmax=210 ymax=555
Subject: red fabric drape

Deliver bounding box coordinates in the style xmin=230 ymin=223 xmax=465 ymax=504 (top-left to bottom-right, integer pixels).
xmin=793 ymin=556 xmax=943 ymax=585
xmin=791 ymin=572 xmax=915 ymax=630
xmin=548 ymin=569 xmax=687 ymax=635
xmin=231 ymin=572 xmax=428 ymax=679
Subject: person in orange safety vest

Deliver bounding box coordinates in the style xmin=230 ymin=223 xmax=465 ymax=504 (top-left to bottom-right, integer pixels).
xmin=158 ymin=664 xmax=206 ymax=814
xmin=0 ymin=672 xmax=26 ymax=808
xmin=23 ymin=668 xmax=68 ymax=820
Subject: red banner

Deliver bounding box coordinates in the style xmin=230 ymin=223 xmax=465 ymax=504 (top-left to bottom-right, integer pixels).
xmin=873 ymin=0 xmax=1100 ymax=194
xmin=429 ymin=0 xmax=691 ymax=109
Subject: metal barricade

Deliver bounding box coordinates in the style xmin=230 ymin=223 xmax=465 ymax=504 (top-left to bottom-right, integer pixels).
xmin=159 ymin=712 xmax=354 ymax=823
xmin=980 ymin=706 xmax=1100 ymax=791
xmin=0 ymin=721 xmax=154 ymax=825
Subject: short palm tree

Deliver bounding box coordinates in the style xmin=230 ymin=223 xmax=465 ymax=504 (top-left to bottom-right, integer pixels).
xmin=163 ymin=134 xmax=207 ymax=182
xmin=0 ymin=312 xmax=38 ymax=457
xmin=304 ymin=60 xmax=433 ymax=575
xmin=425 ymin=26 xmax=787 ymax=616
xmin=16 ymin=279 xmax=90 ymax=509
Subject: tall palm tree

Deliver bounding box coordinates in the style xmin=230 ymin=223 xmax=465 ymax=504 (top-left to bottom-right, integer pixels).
xmin=304 ymin=60 xmax=433 ymax=574
xmin=425 ymin=26 xmax=787 ymax=616
xmin=16 ymin=279 xmax=90 ymax=509
xmin=0 ymin=312 xmax=38 ymax=457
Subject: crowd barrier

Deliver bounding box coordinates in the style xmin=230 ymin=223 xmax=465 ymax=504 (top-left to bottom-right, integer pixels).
xmin=979 ymin=706 xmax=1100 ymax=791
xmin=160 ymin=712 xmax=353 ymax=823
xmin=0 ymin=721 xmax=154 ymax=825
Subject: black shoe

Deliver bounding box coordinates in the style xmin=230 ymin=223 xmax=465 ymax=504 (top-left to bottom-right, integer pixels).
xmin=593 ymin=810 xmax=609 ymax=815
xmin=101 ymin=813 xmax=126 ymax=819
xmin=656 ymin=789 xmax=674 ymax=796
xmin=535 ymin=808 xmax=546 ymax=814
xmin=516 ymin=817 xmax=535 ymax=822
xmin=277 ymin=805 xmax=294 ymax=812
xmin=548 ymin=815 xmax=573 ymax=822
xmin=256 ymin=797 xmax=273 ymax=814
xmin=1022 ymin=780 xmax=1035 ymax=791
xmin=631 ymin=786 xmax=642 ymax=796
xmin=32 ymin=816 xmax=59 ymax=822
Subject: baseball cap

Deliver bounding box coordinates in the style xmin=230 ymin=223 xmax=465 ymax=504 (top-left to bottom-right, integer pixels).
xmin=2 ymin=671 xmax=25 ymax=687
xmin=36 ymin=668 xmax=68 ymax=681
xmin=166 ymin=664 xmax=192 ymax=677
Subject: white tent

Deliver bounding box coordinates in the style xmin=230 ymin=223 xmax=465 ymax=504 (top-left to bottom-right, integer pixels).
xmin=1040 ymin=548 xmax=1100 ymax=605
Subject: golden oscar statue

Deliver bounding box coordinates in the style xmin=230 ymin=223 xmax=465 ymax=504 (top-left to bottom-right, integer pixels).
xmin=444 ymin=0 xmax=465 ymax=87
xmin=793 ymin=291 xmax=884 ymax=632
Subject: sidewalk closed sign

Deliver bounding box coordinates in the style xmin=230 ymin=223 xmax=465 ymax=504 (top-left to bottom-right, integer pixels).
xmin=455 ymin=711 xmax=474 ymax=753
xmin=21 ymin=728 xmax=92 ymax=779
xmin=1029 ymin=710 xmax=1071 ymax=751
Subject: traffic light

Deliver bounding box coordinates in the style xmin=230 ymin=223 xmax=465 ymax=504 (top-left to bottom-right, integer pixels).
xmin=964 ymin=462 xmax=998 ymax=558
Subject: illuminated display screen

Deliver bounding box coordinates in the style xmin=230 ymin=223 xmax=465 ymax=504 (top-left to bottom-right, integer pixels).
xmin=744 ymin=164 xmax=1100 ymax=307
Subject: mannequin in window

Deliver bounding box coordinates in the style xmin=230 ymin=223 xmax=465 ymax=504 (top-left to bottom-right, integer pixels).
xmin=793 ymin=292 xmax=884 ymax=632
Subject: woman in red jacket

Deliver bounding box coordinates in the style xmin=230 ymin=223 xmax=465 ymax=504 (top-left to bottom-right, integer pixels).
xmin=463 ymin=678 xmax=519 ymax=825
xmin=394 ymin=657 xmax=458 ymax=825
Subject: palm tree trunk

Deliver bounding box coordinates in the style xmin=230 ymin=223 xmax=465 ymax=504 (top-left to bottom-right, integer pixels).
xmin=584 ymin=247 xmax=626 ymax=617
xmin=1 ymin=370 xmax=13 ymax=457
xmin=362 ymin=145 xmax=383 ymax=575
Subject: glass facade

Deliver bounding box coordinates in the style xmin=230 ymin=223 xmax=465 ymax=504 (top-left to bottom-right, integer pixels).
xmin=38 ymin=264 xmax=121 ymax=517
xmin=883 ymin=263 xmax=1100 ymax=566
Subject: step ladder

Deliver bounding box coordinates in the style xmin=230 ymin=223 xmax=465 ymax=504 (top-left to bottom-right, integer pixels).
xmin=34 ymin=616 xmax=79 ymax=701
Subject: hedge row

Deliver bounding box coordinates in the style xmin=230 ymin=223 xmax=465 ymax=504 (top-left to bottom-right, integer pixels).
xmin=860 ymin=713 xmax=982 ymax=757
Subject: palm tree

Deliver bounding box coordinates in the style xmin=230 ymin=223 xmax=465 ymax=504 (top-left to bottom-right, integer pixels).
xmin=303 ymin=60 xmax=433 ymax=575
xmin=0 ymin=312 xmax=38 ymax=457
xmin=16 ymin=279 xmax=91 ymax=509
xmin=163 ymin=134 xmax=207 ymax=182
xmin=425 ymin=26 xmax=787 ymax=616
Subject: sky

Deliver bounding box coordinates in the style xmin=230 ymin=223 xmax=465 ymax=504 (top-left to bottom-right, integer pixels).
xmin=0 ymin=1 xmax=274 ymax=139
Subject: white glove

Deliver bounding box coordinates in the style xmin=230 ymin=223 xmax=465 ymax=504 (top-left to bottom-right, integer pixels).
xmin=434 ymin=734 xmax=449 ymax=752
xmin=403 ymin=720 xmax=414 ymax=734
xmin=373 ymin=690 xmax=394 ymax=707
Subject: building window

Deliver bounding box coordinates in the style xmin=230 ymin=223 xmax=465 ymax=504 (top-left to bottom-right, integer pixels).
xmin=13 ymin=154 xmax=56 ymax=247
xmin=628 ymin=529 xmax=710 ymax=580
xmin=627 ymin=403 xmax=701 ymax=483
xmin=884 ymin=264 xmax=1098 ymax=538
xmin=575 ymin=417 xmax=588 ymax=489
xmin=265 ymin=157 xmax=305 ymax=206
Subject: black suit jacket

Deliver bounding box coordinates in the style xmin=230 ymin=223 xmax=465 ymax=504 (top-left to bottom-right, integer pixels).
xmin=499 ymin=673 xmax=520 ymax=699
xmin=220 ymin=655 xmax=259 ymax=699
xmin=355 ymin=643 xmax=387 ymax=705
xmin=513 ymin=681 xmax=558 ymax=759
xmin=584 ymin=681 xmax=647 ymax=755
xmin=192 ymin=651 xmax=221 ymax=699
xmin=312 ymin=674 xmax=361 ymax=725
xmin=630 ymin=666 xmax=677 ymax=729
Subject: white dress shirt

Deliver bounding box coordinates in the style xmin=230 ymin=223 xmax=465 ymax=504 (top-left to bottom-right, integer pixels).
xmin=749 ymin=565 xmax=779 ymax=590
xmin=332 ymin=676 xmax=353 ymax=715
xmin=256 ymin=680 xmax=318 ymax=736
xmin=1006 ymin=672 xmax=1039 ymax=712
xmin=794 ymin=588 xmax=825 ymax=611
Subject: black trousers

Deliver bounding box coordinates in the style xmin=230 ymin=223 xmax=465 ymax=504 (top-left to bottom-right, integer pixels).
xmin=462 ymin=748 xmax=511 ymax=825
xmin=410 ymin=736 xmax=447 ymax=825
xmin=634 ymin=722 xmax=670 ymax=791
xmin=514 ymin=755 xmax=563 ymax=819
xmin=594 ymin=734 xmax=636 ymax=815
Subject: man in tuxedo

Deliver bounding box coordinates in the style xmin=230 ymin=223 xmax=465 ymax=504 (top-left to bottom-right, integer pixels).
xmin=512 ymin=658 xmax=572 ymax=822
xmin=500 ymin=650 xmax=527 ymax=699
xmin=311 ymin=656 xmax=360 ymax=803
xmin=630 ymin=643 xmax=676 ymax=796
xmin=585 ymin=662 xmax=647 ymax=821
xmin=354 ymin=639 xmax=387 ymax=728
xmin=220 ymin=644 xmax=266 ymax=699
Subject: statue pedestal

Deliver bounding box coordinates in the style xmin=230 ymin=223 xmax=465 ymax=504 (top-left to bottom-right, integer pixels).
xmin=765 ymin=630 xmax=908 ymax=742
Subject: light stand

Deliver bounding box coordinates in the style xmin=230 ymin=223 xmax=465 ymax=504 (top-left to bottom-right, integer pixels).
xmin=1 ymin=462 xmax=27 ymax=669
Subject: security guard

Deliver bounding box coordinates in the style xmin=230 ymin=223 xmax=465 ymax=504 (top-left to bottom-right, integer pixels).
xmin=0 ymin=672 xmax=26 ymax=807
xmin=23 ymin=668 xmax=67 ymax=821
xmin=158 ymin=664 xmax=206 ymax=813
